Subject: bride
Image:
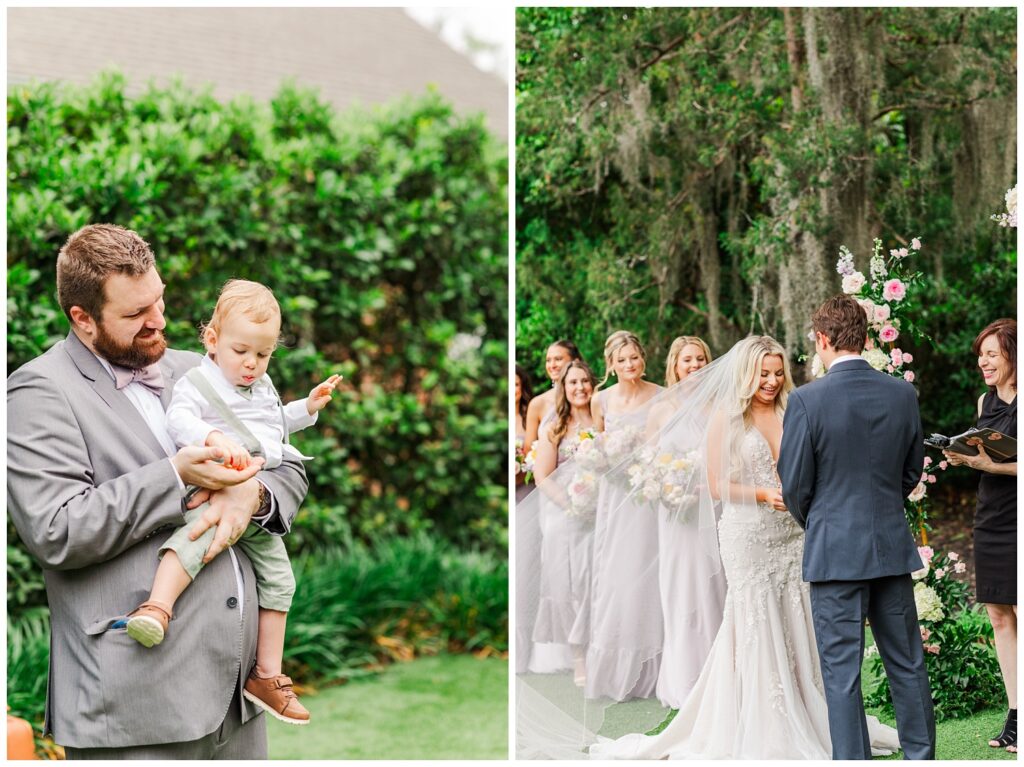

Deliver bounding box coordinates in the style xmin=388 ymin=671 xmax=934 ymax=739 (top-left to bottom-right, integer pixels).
xmin=516 ymin=336 xmax=901 ymax=759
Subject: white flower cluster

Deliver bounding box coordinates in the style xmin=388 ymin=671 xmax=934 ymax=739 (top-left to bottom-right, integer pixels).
xmin=861 ymin=347 xmax=890 ymax=372
xmin=913 ymin=582 xmax=945 ymax=622
xmin=566 ymin=470 xmax=599 ymax=519
xmin=626 ymin=447 xmax=702 ymax=517
xmin=992 ymin=185 xmax=1017 ymax=228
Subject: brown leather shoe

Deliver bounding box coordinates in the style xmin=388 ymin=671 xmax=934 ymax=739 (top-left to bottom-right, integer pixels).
xmin=125 ymin=600 xmax=173 ymax=648
xmin=243 ymin=670 xmax=311 ymax=725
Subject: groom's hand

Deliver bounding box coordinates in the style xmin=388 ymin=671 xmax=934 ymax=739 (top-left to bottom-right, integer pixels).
xmin=188 ymin=479 xmax=261 ymax=563
xmin=171 ymin=445 xmax=264 ymax=490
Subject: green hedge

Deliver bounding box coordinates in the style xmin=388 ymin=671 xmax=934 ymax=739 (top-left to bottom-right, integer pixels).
xmin=7 ymin=73 xmax=508 ymax=553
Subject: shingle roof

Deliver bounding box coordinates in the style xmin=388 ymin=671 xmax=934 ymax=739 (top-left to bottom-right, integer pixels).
xmin=8 ymin=7 xmax=507 ymax=140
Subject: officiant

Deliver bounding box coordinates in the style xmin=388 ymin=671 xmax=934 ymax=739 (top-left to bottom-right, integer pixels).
xmin=944 ymin=317 xmax=1017 ymax=753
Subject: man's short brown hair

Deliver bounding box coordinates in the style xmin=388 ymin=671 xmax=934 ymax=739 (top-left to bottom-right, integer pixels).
xmin=812 ymin=294 xmax=868 ymax=353
xmin=56 ymin=224 xmax=156 ymax=321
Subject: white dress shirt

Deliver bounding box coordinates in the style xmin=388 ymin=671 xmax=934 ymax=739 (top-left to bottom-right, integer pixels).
xmin=828 ymin=352 xmax=864 ymax=369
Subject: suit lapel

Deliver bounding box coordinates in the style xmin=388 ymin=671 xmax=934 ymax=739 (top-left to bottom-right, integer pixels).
xmin=63 ymin=332 xmax=168 ymax=463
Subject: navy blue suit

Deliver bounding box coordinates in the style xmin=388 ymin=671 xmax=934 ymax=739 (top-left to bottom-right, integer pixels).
xmin=778 ymin=358 xmax=935 ymax=759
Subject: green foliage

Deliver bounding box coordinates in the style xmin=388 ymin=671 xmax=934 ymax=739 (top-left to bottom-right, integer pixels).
xmin=865 ymin=551 xmax=1003 ymax=721
xmin=516 ymin=6 xmax=1017 ymax=456
xmin=282 ymin=534 xmax=508 ymax=682
xmin=7 ymin=73 xmax=508 ymax=554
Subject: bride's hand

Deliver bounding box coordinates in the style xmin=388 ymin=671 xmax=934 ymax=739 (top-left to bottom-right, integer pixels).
xmin=761 ymin=487 xmax=787 ymax=512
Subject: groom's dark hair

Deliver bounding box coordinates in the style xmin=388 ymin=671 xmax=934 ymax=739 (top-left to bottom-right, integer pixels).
xmin=56 ymin=224 xmax=156 ymax=321
xmin=812 ymin=294 xmax=868 ymax=353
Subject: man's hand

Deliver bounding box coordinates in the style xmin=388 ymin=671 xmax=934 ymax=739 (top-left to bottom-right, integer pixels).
xmin=306 ymin=374 xmax=342 ymax=415
xmin=205 ymin=430 xmax=253 ymax=470
xmin=171 ymin=445 xmax=264 ymax=490
xmin=187 ymin=479 xmax=262 ymax=563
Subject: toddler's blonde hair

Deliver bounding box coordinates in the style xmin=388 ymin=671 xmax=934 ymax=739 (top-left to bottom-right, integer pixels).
xmin=202 ymin=279 xmax=281 ymax=344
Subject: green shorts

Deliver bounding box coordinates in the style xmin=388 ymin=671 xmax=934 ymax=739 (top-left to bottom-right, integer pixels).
xmin=160 ymin=501 xmax=295 ymax=612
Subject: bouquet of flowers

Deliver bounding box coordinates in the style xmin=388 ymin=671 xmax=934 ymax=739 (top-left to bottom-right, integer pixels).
xmin=573 ymin=425 xmax=644 ymax=474
xmin=626 ymin=447 xmax=702 ymax=520
xmin=521 ymin=445 xmax=537 ymax=484
xmin=566 ymin=469 xmax=599 ymax=519
xmin=515 ymin=441 xmax=527 ymax=479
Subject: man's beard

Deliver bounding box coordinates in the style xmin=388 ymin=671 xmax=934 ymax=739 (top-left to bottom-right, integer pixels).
xmin=93 ymin=322 xmax=167 ymax=369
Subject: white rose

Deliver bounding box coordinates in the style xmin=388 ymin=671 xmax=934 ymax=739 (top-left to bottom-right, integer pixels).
xmin=842 ymin=271 xmax=866 ymax=294
xmin=862 ymin=348 xmax=889 ymax=371
xmin=908 ymin=482 xmax=927 ymax=503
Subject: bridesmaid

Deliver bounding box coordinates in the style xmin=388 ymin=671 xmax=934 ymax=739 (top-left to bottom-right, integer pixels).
xmin=944 ymin=318 xmax=1017 ymax=753
xmin=523 ymin=340 xmax=582 ymax=455
xmin=532 ymin=360 xmax=598 ymax=685
xmin=664 ymin=335 xmax=712 ymax=387
xmin=585 ymin=331 xmax=664 ymax=700
xmin=515 ymin=364 xmax=535 ymax=505
xmin=655 ymin=335 xmax=726 ymax=708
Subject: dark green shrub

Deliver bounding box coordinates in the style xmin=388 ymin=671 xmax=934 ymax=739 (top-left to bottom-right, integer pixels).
xmin=7 ymin=73 xmax=508 ymax=556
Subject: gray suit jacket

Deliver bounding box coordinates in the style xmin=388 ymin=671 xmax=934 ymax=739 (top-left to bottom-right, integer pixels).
xmin=7 ymin=332 xmax=308 ymax=748
xmin=777 ymin=358 xmax=924 ymax=582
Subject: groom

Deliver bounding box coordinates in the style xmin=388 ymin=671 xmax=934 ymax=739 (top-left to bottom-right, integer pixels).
xmin=778 ymin=294 xmax=935 ymax=760
xmin=7 ymin=224 xmax=308 ymax=758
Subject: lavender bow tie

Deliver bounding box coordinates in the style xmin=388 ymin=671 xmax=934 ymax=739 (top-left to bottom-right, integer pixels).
xmin=110 ymin=363 xmax=166 ymax=396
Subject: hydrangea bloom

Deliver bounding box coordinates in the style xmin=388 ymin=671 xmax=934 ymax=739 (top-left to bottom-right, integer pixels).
xmin=914 ymin=583 xmax=945 ymax=622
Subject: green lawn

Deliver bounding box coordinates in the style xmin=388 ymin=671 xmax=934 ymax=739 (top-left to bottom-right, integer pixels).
xmin=267 ymin=654 xmax=508 ymax=760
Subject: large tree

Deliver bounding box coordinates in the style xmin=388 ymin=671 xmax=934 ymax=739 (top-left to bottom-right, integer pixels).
xmin=516 ymin=7 xmax=1016 ymax=440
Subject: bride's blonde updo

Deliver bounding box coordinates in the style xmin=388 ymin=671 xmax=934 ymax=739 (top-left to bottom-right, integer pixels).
xmin=730 ymin=335 xmax=793 ymax=424
xmin=599 ymin=330 xmax=646 ymax=388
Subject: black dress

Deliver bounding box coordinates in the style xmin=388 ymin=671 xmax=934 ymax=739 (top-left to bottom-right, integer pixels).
xmin=973 ymin=391 xmax=1017 ymax=605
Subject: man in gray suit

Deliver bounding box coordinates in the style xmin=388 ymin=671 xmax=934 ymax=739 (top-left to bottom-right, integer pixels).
xmin=778 ymin=293 xmax=935 ymax=760
xmin=7 ymin=224 xmax=308 ymax=758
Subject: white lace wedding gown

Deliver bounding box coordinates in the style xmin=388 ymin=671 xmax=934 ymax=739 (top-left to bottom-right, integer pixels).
xmin=589 ymin=428 xmax=900 ymax=759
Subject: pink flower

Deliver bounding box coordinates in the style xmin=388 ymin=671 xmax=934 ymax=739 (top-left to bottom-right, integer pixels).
xmin=954 ymin=562 xmax=967 ymax=574
xmin=918 ymin=545 xmax=934 ymax=563
xmin=924 ymin=643 xmax=941 ymax=655
xmin=938 ymin=460 xmax=948 ymax=471
xmin=911 ymin=237 xmax=922 ymax=250
xmin=947 ymin=552 xmax=959 ymax=561
xmin=879 ymin=325 xmax=899 ymax=343
xmin=901 ymin=353 xmax=913 ymax=364
xmin=923 ymin=456 xmax=933 ymax=467
xmin=904 ymin=371 xmax=916 ymax=383
xmin=883 ymin=279 xmax=907 ymax=302
xmin=890 ymin=247 xmax=910 ymax=259
xmin=935 ymin=567 xmax=946 ymax=579
xmin=920 ymin=626 xmax=931 ymax=641
xmin=886 ymin=364 xmax=895 ymax=373
xmin=890 ymin=348 xmax=904 ymax=366
xmin=927 ymin=474 xmax=937 ymax=484
xmin=874 ymin=304 xmax=892 ymax=323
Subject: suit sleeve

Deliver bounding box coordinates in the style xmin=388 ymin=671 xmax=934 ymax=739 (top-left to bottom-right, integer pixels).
xmin=902 ymin=386 xmax=925 ymax=498
xmin=252 ymin=454 xmax=308 ymax=535
xmin=778 ymin=391 xmax=815 ymax=529
xmin=7 ymin=368 xmax=186 ymax=571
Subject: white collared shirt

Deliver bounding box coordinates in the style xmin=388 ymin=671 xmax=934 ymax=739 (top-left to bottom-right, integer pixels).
xmin=165 ymin=355 xmax=317 ymax=468
xmin=828 ymin=353 xmax=864 ymax=369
